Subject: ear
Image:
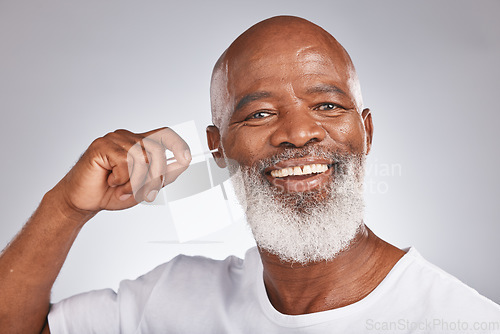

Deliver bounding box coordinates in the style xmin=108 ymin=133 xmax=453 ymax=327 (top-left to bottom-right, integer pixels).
xmin=206 ymin=125 xmax=227 ymax=168
xmin=362 ymin=108 xmax=373 ymax=155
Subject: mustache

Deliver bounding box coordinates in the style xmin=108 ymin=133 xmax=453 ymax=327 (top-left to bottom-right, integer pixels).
xmin=253 ymin=146 xmax=360 ymax=172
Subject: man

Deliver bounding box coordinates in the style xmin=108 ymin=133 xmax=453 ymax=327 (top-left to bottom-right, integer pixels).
xmin=0 ymin=15 xmax=499 ymax=334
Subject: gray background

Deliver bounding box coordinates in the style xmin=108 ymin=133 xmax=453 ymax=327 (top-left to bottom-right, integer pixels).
xmin=1 ymin=0 xmax=499 ymax=303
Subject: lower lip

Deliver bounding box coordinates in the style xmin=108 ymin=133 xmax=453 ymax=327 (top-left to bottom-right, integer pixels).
xmin=265 ymin=167 xmax=334 ymax=193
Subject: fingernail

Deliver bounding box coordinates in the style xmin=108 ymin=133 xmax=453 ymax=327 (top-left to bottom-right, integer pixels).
xmin=146 ymin=190 xmax=158 ymax=202
xmin=119 ymin=194 xmax=132 ymax=201
xmin=184 ymin=150 xmax=192 ymax=161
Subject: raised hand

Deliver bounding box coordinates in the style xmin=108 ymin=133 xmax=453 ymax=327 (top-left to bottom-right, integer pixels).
xmin=54 ymin=127 xmax=191 ymax=213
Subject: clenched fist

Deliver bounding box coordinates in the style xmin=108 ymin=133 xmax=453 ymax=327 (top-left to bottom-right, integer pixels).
xmin=54 ymin=127 xmax=191 ymax=214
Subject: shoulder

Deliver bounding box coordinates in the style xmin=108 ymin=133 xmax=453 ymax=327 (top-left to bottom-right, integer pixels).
xmin=157 ymin=250 xmax=247 ymax=280
xmin=121 ymin=247 xmax=259 ymax=293
xmin=392 ymin=247 xmax=500 ymax=319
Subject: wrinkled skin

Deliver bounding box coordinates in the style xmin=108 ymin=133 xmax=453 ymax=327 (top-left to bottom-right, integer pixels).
xmin=0 ymin=17 xmax=407 ymax=334
xmin=207 ymin=16 xmax=405 ymax=314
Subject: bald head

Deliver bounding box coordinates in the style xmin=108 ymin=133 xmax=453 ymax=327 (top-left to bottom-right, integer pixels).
xmin=210 ymin=16 xmax=364 ymax=132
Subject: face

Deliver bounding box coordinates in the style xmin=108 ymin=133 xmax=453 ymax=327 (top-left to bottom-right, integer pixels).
xmin=207 ymin=21 xmax=373 ymax=262
xmin=218 ymin=42 xmax=372 ymax=192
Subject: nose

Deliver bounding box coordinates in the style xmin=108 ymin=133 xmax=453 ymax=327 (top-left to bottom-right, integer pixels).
xmin=269 ymin=106 xmax=326 ymax=148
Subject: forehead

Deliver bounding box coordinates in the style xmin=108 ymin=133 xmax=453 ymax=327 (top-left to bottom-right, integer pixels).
xmin=225 ymin=43 xmax=356 ymax=103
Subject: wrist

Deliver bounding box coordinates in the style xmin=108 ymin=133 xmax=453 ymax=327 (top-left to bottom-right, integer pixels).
xmin=43 ymin=187 xmax=97 ymax=228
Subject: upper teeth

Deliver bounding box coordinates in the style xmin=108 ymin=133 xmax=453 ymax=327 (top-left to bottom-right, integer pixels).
xmin=270 ymin=164 xmax=329 ymax=178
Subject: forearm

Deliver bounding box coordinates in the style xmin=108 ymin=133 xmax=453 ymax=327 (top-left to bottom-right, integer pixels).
xmin=0 ymin=127 xmax=188 ymax=333
xmin=0 ymin=189 xmax=94 ymax=334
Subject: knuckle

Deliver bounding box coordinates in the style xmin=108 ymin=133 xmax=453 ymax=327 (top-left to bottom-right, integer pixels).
xmin=116 ymin=162 xmax=129 ymax=174
xmin=118 ymin=158 xmax=129 ymax=167
xmin=103 ymin=132 xmax=117 ymax=140
xmin=90 ymin=136 xmax=108 ymax=149
xmin=172 ymin=137 xmax=188 ymax=148
xmin=127 ymin=143 xmax=142 ymax=155
xmin=114 ymin=129 xmax=132 ymax=136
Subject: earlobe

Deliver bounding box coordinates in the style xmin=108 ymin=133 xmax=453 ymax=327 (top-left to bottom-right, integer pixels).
xmin=362 ymin=108 xmax=373 ymax=155
xmin=206 ymin=125 xmax=227 ymax=168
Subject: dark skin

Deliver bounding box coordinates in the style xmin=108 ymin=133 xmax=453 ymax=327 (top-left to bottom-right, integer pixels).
xmin=207 ymin=16 xmax=405 ymax=314
xmin=0 ymin=16 xmax=405 ymax=334
xmin=0 ymin=128 xmax=191 ymax=333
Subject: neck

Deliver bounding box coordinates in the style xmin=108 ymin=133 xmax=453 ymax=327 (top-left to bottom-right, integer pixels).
xmin=258 ymin=224 xmax=405 ymax=315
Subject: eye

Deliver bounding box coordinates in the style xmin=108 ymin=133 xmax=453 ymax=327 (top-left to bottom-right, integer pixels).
xmin=316 ymin=103 xmax=341 ymax=111
xmin=247 ymin=111 xmax=273 ymax=120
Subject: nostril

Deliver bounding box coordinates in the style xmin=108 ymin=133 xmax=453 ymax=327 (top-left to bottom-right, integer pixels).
xmin=280 ymin=142 xmax=296 ymax=148
xmin=279 ymin=138 xmax=320 ymax=148
xmin=270 ymin=117 xmax=326 ymax=147
xmin=304 ymin=138 xmax=320 ymax=146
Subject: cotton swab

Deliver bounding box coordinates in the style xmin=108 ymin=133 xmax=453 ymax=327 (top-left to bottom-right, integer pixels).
xmin=166 ymin=148 xmax=219 ymax=163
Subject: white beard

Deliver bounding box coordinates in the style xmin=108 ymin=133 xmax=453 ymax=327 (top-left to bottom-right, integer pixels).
xmin=227 ymin=147 xmax=366 ymax=265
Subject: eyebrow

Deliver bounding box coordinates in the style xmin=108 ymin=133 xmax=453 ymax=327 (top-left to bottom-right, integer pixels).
xmin=306 ymin=84 xmax=347 ymax=96
xmin=234 ymin=91 xmax=271 ymax=112
xmin=233 ymin=84 xmax=347 ymax=113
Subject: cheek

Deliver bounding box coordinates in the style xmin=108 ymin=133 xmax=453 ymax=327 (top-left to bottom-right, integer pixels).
xmin=325 ymin=115 xmax=366 ymax=153
xmin=222 ymin=127 xmax=270 ymax=166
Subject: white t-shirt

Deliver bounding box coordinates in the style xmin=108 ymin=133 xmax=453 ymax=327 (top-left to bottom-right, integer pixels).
xmin=48 ymin=247 xmax=500 ymax=333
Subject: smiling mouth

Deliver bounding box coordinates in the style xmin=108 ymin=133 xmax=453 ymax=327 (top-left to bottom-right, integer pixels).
xmin=268 ymin=163 xmax=334 ymax=178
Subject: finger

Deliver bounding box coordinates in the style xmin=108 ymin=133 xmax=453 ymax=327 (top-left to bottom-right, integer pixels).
xmin=100 ymin=130 xmax=159 ymax=202
xmin=107 ymin=153 xmax=131 ymax=188
xmin=140 ymin=138 xmax=168 ymax=202
xmin=139 ymin=174 xmax=164 ymax=203
xmin=103 ymin=131 xmax=141 ymax=187
xmin=142 ymin=127 xmax=192 ymax=166
xmin=104 ymin=181 xmax=138 ymax=210
xmin=163 ymin=161 xmax=190 ymax=186
xmin=127 ymin=141 xmax=151 ymax=202
xmin=91 ymin=139 xmax=131 ymax=189
xmin=114 ymin=181 xmax=135 ymax=202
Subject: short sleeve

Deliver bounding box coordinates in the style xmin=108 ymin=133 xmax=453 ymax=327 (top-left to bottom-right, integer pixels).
xmin=48 ymin=261 xmax=169 ymax=334
xmin=48 ymin=288 xmax=119 ymax=334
